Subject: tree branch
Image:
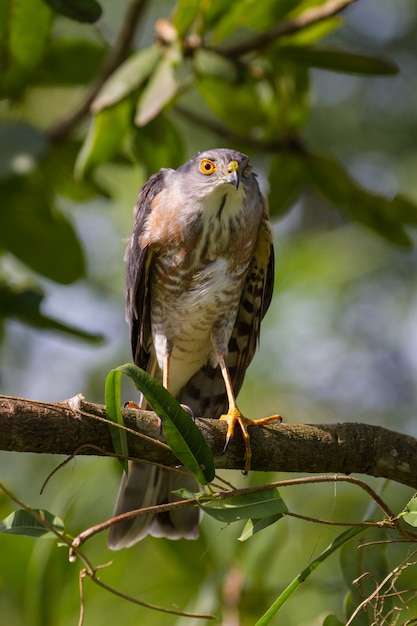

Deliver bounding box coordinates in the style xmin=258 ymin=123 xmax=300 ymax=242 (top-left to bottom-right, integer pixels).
xmin=218 ymin=0 xmax=359 ymax=58
xmin=1 ymin=394 xmax=416 ymax=490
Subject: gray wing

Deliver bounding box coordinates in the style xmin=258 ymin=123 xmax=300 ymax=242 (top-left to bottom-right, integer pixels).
xmin=125 ymin=171 xmax=165 ymax=369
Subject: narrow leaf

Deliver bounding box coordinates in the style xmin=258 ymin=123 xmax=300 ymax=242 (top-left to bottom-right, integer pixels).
xmin=135 ymin=55 xmax=178 ymax=126
xmin=0 ymin=509 xmax=64 ymax=538
xmin=277 ymin=45 xmax=398 ymax=76
xmin=92 ymin=45 xmax=163 ymax=112
xmin=200 ymin=488 xmax=287 ymax=523
xmin=255 ymin=526 xmax=365 ymax=626
xmin=105 ymin=369 xmax=129 ymax=474
xmin=117 ymin=363 xmax=215 ymax=485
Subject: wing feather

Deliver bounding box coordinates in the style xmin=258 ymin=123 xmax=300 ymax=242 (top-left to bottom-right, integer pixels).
xmin=125 ymin=171 xmax=165 ymax=369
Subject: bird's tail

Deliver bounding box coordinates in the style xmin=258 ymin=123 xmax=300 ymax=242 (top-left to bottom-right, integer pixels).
xmin=108 ymin=461 xmax=201 ymax=549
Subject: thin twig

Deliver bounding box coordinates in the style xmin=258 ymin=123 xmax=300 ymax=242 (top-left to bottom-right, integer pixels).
xmin=47 ymin=0 xmax=149 ymax=142
xmin=174 ymin=104 xmax=305 ymax=154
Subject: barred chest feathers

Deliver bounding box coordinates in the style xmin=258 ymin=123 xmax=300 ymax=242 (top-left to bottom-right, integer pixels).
xmin=142 ymin=180 xmax=261 ymax=394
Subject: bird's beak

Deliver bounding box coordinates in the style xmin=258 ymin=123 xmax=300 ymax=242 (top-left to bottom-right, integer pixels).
xmin=225 ymin=160 xmax=240 ymax=189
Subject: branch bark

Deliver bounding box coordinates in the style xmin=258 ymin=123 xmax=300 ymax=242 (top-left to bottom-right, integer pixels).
xmin=1 ymin=394 xmax=416 ymax=490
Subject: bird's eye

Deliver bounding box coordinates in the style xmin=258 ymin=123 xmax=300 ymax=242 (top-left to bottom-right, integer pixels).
xmin=199 ymin=159 xmax=217 ymax=175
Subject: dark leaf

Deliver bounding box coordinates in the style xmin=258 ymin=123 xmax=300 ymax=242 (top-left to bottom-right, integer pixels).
xmin=276 ymin=45 xmax=398 ymax=76
xmin=43 ymin=0 xmax=102 ymax=23
xmin=36 ymin=39 xmax=106 ymax=85
xmin=0 ymin=0 xmax=53 ymax=97
xmin=116 ymin=364 xmax=215 ymax=485
xmin=268 ymin=152 xmax=307 ymax=217
xmin=0 ymin=283 xmax=103 ymax=342
xmin=130 ymin=114 xmax=185 ymax=176
xmin=0 ymin=175 xmax=85 ymax=284
xmin=307 ymin=152 xmax=415 ymax=246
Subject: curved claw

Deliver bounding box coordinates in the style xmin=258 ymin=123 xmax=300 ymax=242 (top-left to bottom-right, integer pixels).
xmin=220 ymin=407 xmax=281 ymax=473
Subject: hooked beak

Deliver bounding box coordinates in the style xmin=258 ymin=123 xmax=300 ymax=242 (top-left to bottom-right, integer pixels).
xmin=225 ymin=160 xmax=240 ymax=189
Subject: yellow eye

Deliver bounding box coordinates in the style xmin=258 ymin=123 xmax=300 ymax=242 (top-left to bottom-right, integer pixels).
xmin=199 ymin=159 xmax=217 ymax=175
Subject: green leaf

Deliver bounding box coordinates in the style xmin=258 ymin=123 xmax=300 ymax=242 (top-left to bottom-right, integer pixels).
xmin=0 ymin=0 xmax=53 ymax=97
xmin=238 ymin=513 xmax=285 ymax=541
xmin=400 ymin=495 xmax=417 ymax=527
xmin=135 ymin=55 xmax=178 ymax=127
xmin=36 ymin=39 xmax=106 ymax=85
xmin=277 ymin=45 xmax=398 ymax=76
xmin=213 ymin=0 xmax=302 ymax=43
xmin=43 ymin=0 xmax=102 ymax=23
xmin=307 ymin=152 xmax=416 ymax=246
xmin=200 ymin=488 xmax=286 ymax=523
xmin=0 ymin=283 xmax=103 ymax=342
xmin=255 ymin=526 xmax=365 ymax=626
xmin=280 ymin=17 xmax=341 ymax=46
xmin=105 ymin=369 xmax=129 ymax=474
xmin=75 ymin=97 xmax=134 ymax=178
xmin=193 ymin=49 xmax=240 ymax=82
xmin=0 ymin=509 xmax=64 ymax=538
xmin=322 ymin=617 xmax=344 ymax=626
xmin=268 ymin=152 xmax=306 ymax=217
xmin=0 ymin=122 xmax=47 ymax=181
xmin=0 ymin=175 xmax=85 ymax=283
xmin=92 ymin=45 xmax=163 ymax=112
xmin=198 ymin=75 xmax=265 ymax=135
xmin=172 ymin=0 xmax=200 ymax=38
xmin=43 ymin=140 xmax=110 ymax=201
xmin=116 ymin=363 xmax=215 ymax=485
xmin=130 ymin=114 xmax=185 ymax=176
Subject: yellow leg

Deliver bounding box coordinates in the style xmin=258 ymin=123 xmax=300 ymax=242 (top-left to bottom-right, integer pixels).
xmin=217 ymin=353 xmax=281 ymax=473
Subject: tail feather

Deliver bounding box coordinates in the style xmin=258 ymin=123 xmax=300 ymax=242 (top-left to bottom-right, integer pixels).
xmin=108 ymin=461 xmax=201 ymax=550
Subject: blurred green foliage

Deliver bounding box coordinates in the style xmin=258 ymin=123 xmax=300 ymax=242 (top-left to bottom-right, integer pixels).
xmin=1 ymin=0 xmax=417 ymax=624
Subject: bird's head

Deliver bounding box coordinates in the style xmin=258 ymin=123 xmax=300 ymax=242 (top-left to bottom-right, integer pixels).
xmin=177 ymin=148 xmax=255 ymax=196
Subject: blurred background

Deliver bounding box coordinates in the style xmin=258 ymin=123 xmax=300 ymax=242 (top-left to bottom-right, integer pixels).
xmin=1 ymin=0 xmax=417 ymax=624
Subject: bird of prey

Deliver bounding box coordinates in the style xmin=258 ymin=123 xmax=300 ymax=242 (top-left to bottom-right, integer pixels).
xmin=108 ymin=148 xmax=278 ymax=550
